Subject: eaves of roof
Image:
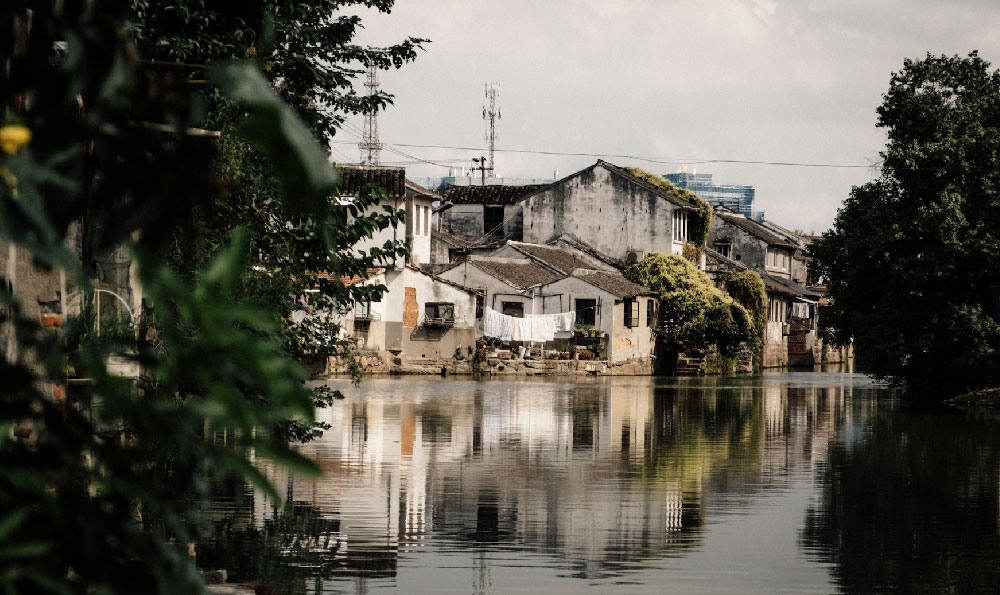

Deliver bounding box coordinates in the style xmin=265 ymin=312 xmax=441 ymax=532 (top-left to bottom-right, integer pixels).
xmin=715 ymin=208 xmax=797 ymax=248
xmin=763 ymin=273 xmax=819 ymax=300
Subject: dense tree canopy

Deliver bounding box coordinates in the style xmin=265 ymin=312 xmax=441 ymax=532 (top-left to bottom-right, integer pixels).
xmin=0 ymin=1 xmax=419 ymax=592
xmin=625 ymin=254 xmax=756 ymax=361
xmin=810 ymin=52 xmax=1000 ymax=398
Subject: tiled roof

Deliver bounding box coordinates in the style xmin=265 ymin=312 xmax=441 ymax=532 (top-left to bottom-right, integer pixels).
xmin=505 ymin=241 xmax=597 ymax=275
xmin=704 ymin=248 xmax=749 ymax=271
xmin=338 ymin=165 xmax=406 ymax=199
xmin=431 ymin=229 xmax=470 ymax=248
xmin=469 ymin=258 xmax=562 ymax=290
xmin=405 ymin=264 xmax=479 ymax=295
xmin=442 ymin=183 xmax=550 ymax=205
xmin=318 ymin=267 xmax=386 ymax=286
xmin=714 ymin=208 xmax=797 ymax=248
xmin=598 ymin=161 xmax=696 ymax=210
xmin=406 ymin=179 xmax=441 ymax=200
xmin=573 ymin=269 xmax=651 ymax=299
xmin=549 ymin=234 xmax=623 ymax=269
xmin=763 ymin=273 xmax=819 ymax=300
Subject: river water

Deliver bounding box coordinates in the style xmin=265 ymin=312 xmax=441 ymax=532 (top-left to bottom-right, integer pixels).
xmin=201 ymin=370 xmax=1000 ymax=594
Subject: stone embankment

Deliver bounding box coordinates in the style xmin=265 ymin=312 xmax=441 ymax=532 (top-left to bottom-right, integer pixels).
xmin=479 ymin=357 xmax=652 ymax=376
xmin=325 ymin=350 xmax=653 ymax=376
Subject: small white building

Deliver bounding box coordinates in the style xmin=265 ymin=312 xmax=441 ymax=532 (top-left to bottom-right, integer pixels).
xmin=339 ymin=165 xmax=437 ymax=267
xmin=342 ymin=265 xmax=478 ymax=363
xmin=438 ymin=250 xmax=657 ymax=365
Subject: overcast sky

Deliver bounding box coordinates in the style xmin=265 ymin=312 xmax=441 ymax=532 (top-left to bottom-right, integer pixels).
xmin=340 ymin=0 xmax=1000 ymax=233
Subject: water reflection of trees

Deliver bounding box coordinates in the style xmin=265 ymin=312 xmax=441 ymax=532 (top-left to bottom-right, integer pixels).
xmin=199 ymin=501 xmax=345 ymax=595
xmin=206 ymin=377 xmax=854 ymax=588
xmin=801 ymin=410 xmax=1000 ymax=594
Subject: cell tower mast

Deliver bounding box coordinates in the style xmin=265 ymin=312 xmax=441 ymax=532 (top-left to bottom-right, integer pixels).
xmin=483 ymin=82 xmax=501 ymax=175
xmin=359 ymin=62 xmax=383 ymax=165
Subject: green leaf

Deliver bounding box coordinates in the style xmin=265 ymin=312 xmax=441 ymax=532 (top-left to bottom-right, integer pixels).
xmin=210 ymin=62 xmax=339 ymax=219
xmin=0 ymin=509 xmax=27 ymax=542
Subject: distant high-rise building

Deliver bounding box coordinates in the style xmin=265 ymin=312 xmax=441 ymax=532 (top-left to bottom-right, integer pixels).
xmin=664 ymin=171 xmax=760 ymax=219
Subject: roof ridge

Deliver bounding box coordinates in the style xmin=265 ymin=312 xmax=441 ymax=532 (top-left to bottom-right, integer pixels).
xmin=598 ymin=161 xmax=694 ymax=210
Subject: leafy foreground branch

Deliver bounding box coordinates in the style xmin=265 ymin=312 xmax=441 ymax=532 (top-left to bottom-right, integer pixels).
xmin=2 ymin=233 xmax=320 ymax=593
xmin=0 ymin=2 xmax=416 ymax=593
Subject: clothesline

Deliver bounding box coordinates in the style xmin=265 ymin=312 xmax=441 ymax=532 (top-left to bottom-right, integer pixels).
xmin=482 ymin=307 xmax=577 ymax=343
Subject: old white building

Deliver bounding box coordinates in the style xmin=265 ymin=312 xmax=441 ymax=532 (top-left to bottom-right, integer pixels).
xmin=342 ymin=265 xmax=478 ymax=365
xmin=519 ymin=161 xmax=698 ymax=264
xmin=340 ymin=165 xmax=437 ymax=267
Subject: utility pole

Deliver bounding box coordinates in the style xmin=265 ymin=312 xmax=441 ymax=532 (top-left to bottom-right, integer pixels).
xmin=471 ymin=156 xmax=488 ymax=186
xmin=483 ymin=82 xmax=500 ymax=176
xmin=359 ymin=62 xmax=383 ymax=165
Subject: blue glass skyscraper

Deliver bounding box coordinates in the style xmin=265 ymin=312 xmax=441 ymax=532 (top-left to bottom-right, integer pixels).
xmin=664 ymin=171 xmax=759 ymax=219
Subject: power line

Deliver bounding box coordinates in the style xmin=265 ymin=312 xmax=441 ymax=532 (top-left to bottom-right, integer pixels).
xmin=330 ymin=139 xmax=876 ymax=169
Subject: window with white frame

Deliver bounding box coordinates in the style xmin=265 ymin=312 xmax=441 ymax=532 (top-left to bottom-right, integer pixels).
xmin=672 ymin=211 xmax=688 ymax=242
xmin=766 ymin=248 xmax=790 ymax=272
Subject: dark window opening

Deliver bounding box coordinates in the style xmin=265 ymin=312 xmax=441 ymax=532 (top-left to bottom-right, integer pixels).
xmin=576 ymin=298 xmax=596 ymax=326
xmin=713 ymin=242 xmax=731 ymax=259
xmin=624 ymin=298 xmax=639 ymax=328
xmin=501 ymin=301 xmax=524 ymax=318
xmin=475 ymin=290 xmax=485 ymax=318
xmin=646 ymin=299 xmax=655 ymax=328
xmin=484 ymin=206 xmax=504 ymax=238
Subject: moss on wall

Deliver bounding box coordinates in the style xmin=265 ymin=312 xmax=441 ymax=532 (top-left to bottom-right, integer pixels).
xmin=624 ymin=166 xmax=712 ymax=246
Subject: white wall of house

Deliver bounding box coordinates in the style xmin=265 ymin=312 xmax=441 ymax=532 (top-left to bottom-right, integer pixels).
xmin=350 ymin=197 xmax=407 ymax=269
xmin=406 ymin=194 xmax=433 ymax=266
xmin=437 ymin=260 xmax=535 ymax=316
xmin=537 ymin=276 xmax=656 ymax=363
xmin=520 ymin=164 xmax=689 ymax=262
xmin=382 ymin=268 xmax=477 ymax=327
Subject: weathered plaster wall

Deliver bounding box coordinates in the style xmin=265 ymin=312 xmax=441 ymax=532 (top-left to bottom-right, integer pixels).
xmin=503 ymin=205 xmax=523 ymax=241
xmin=437 ymin=261 xmax=529 ymax=314
xmin=405 ymin=195 xmax=433 ymax=265
xmin=351 ymin=197 xmax=406 ymax=268
xmin=344 ymin=268 xmax=477 ymax=359
xmin=610 ymin=295 xmax=657 ymax=363
xmin=381 ymin=268 xmax=477 ymax=327
xmin=537 ymin=276 xmax=656 ymax=363
xmin=440 ymin=204 xmax=484 ymax=242
xmin=708 ymin=217 xmax=768 ymax=270
xmin=537 ymin=275 xmax=616 ymax=337
xmin=763 ymin=321 xmax=789 ymax=368
xmin=520 ymin=166 xmax=683 ymax=262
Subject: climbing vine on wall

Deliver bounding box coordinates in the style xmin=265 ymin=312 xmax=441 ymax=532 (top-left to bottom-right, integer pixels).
xmin=625 ymin=254 xmax=756 ymax=358
xmin=714 ymin=269 xmax=767 ymax=353
xmin=625 ymin=166 xmax=712 ymax=246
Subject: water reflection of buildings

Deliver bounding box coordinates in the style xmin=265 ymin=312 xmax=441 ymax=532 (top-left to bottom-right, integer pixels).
xmin=230 ymin=376 xmax=857 ymax=589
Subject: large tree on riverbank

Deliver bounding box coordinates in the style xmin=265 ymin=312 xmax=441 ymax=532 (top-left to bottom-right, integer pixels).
xmin=810 ymin=52 xmax=1000 ymax=398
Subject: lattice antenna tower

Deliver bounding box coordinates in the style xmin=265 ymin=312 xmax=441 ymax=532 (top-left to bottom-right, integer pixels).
xmin=359 ymin=62 xmax=383 ymax=165
xmin=483 ymin=82 xmax=501 ymax=175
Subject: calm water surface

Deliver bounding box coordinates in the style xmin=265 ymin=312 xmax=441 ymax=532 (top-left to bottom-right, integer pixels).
xmin=201 ymin=371 xmax=1000 ymax=594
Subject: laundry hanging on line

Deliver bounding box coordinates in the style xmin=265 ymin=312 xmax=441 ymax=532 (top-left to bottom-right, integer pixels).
xmin=482 ymin=307 xmax=577 ymax=342
xmin=482 ymin=306 xmax=513 ymax=340
xmin=527 ymin=310 xmax=576 ymax=332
